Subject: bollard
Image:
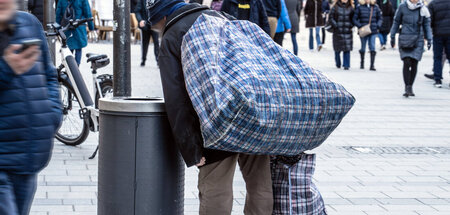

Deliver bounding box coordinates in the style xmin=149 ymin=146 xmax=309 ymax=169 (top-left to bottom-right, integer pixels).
xmin=98 ymin=98 xmax=184 ymax=215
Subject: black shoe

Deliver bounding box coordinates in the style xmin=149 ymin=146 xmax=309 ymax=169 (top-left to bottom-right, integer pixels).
xmin=336 ymin=65 xmax=341 ymax=69
xmin=407 ymin=85 xmax=415 ymax=97
xmin=140 ymin=61 xmax=145 ymax=67
xmin=344 ymin=67 xmax=349 ymax=70
xmin=403 ymin=85 xmax=411 ymax=98
xmin=424 ymin=73 xmax=434 ymax=80
xmin=359 ymin=51 xmax=365 ymax=69
xmin=369 ymin=51 xmax=376 ymax=71
xmin=434 ymin=80 xmax=442 ymax=88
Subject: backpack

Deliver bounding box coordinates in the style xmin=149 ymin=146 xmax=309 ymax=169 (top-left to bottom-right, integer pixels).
xmin=61 ymin=0 xmax=75 ymax=28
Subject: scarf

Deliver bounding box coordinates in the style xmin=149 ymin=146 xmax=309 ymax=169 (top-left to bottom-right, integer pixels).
xmin=406 ymin=0 xmax=430 ymax=18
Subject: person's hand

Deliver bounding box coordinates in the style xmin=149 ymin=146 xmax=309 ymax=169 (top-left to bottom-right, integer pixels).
xmin=3 ymin=44 xmax=40 ymax=75
xmin=391 ymin=40 xmax=395 ymax=48
xmin=427 ymin=40 xmax=432 ymax=50
xmin=139 ymin=20 xmax=146 ymax=28
xmin=196 ymin=157 xmax=206 ymax=167
xmin=286 ymin=28 xmax=291 ymax=33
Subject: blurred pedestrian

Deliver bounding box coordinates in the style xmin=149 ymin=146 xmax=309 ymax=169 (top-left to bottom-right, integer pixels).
xmin=286 ymin=0 xmax=302 ymax=55
xmin=321 ymin=0 xmax=330 ymax=45
xmin=210 ymin=0 xmax=224 ymax=11
xmin=56 ymin=0 xmax=95 ymax=65
xmin=390 ymin=0 xmax=432 ymax=97
xmin=305 ymin=0 xmax=325 ymax=51
xmin=261 ymin=0 xmax=281 ymax=38
xmin=147 ymin=1 xmax=273 ymax=214
xmin=353 ymin=0 xmax=382 ymax=71
xmin=0 ymin=1 xmax=62 ymax=214
xmin=377 ymin=0 xmax=395 ymax=50
xmin=135 ymin=0 xmax=159 ymax=66
xmin=220 ymin=0 xmax=271 ymax=35
xmin=425 ymin=0 xmax=450 ymax=88
xmin=27 ymin=0 xmax=44 ymax=24
xmin=274 ymin=0 xmax=292 ymax=45
xmin=329 ymin=0 xmax=354 ymax=70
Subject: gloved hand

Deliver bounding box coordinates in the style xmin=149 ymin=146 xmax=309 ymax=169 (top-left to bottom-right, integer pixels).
xmin=427 ymin=41 xmax=432 ymax=50
xmin=391 ymin=39 xmax=395 ymax=48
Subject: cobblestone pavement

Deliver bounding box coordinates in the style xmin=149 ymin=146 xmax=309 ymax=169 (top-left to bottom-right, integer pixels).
xmin=30 ymin=27 xmax=450 ymax=215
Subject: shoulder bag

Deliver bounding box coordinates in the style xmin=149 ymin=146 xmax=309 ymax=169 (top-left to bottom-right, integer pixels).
xmin=358 ymin=6 xmax=373 ymax=37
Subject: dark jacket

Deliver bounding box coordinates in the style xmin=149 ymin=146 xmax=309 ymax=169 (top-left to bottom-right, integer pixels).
xmin=28 ymin=0 xmax=44 ymax=24
xmin=159 ymin=4 xmax=236 ymax=167
xmin=377 ymin=0 xmax=395 ymax=34
xmin=261 ymin=0 xmax=282 ymax=18
xmin=190 ymin=0 xmax=204 ymax=3
xmin=353 ymin=1 xmax=382 ymax=35
xmin=134 ymin=0 xmax=150 ymax=31
xmin=305 ymin=0 xmax=325 ymax=27
xmin=56 ymin=0 xmax=94 ymax=50
xmin=390 ymin=3 xmax=432 ymax=61
xmin=329 ymin=1 xmax=354 ymax=52
xmin=221 ymin=0 xmax=271 ymax=34
xmin=428 ymin=0 xmax=450 ymax=37
xmin=286 ymin=0 xmax=302 ymax=33
xmin=0 ymin=12 xmax=61 ymax=174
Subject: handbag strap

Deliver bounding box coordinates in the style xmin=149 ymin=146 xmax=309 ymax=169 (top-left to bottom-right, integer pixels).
xmin=368 ymin=6 xmax=373 ymax=25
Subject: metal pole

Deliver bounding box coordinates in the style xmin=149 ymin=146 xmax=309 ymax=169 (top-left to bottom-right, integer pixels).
xmin=113 ymin=0 xmax=132 ymax=97
xmin=44 ymin=0 xmax=56 ymax=64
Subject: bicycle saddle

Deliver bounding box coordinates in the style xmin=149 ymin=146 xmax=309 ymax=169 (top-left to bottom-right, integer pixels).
xmin=86 ymin=53 xmax=108 ymax=63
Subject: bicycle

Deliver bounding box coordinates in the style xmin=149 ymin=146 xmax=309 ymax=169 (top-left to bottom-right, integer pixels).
xmin=46 ymin=18 xmax=113 ymax=146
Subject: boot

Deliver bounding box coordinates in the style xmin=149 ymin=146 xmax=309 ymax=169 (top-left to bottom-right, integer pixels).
xmin=370 ymin=51 xmax=376 ymax=71
xmin=403 ymin=86 xmax=410 ymax=98
xmin=407 ymin=85 xmax=415 ymax=97
xmin=359 ymin=51 xmax=365 ymax=69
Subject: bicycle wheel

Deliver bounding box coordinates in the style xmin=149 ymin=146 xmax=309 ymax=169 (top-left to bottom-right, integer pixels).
xmin=55 ymin=80 xmax=90 ymax=146
xmin=95 ymin=79 xmax=113 ymax=109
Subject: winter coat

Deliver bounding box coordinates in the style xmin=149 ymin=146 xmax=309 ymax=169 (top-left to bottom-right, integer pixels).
xmin=428 ymin=0 xmax=450 ymax=37
xmin=159 ymin=4 xmax=236 ymax=167
xmin=261 ymin=0 xmax=282 ymax=18
xmin=0 ymin=12 xmax=61 ymax=174
xmin=56 ymin=0 xmax=94 ymax=50
xmin=305 ymin=0 xmax=325 ymax=28
xmin=221 ymin=0 xmax=271 ymax=35
xmin=28 ymin=0 xmax=44 ymax=24
xmin=377 ymin=0 xmax=395 ymax=34
xmin=276 ymin=0 xmax=292 ymax=33
xmin=286 ymin=0 xmax=302 ymax=33
xmin=390 ymin=3 xmax=432 ymax=61
xmin=353 ymin=0 xmax=382 ymax=35
xmin=135 ymin=0 xmax=150 ymax=31
xmin=329 ymin=2 xmax=354 ymax=52
xmin=322 ymin=0 xmax=330 ymax=13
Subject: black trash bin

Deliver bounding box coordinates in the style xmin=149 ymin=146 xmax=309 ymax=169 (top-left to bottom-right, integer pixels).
xmin=98 ymin=98 xmax=184 ymax=215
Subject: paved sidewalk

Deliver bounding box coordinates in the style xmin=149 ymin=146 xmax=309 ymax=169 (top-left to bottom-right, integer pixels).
xmin=30 ymin=30 xmax=450 ymax=215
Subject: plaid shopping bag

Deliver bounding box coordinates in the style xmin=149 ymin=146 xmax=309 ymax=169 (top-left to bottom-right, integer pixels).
xmin=271 ymin=153 xmax=327 ymax=215
xmin=181 ymin=14 xmax=355 ymax=155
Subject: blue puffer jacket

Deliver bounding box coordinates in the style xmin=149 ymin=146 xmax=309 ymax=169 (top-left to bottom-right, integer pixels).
xmin=276 ymin=0 xmax=292 ymax=33
xmin=56 ymin=0 xmax=94 ymax=50
xmin=353 ymin=1 xmax=382 ymax=35
xmin=0 ymin=12 xmax=62 ymax=174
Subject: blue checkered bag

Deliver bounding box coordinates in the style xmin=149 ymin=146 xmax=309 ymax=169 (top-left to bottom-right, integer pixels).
xmin=181 ymin=14 xmax=355 ymax=155
xmin=271 ymin=153 xmax=327 ymax=215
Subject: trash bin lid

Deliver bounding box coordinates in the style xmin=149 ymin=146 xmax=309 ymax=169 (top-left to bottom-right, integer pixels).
xmin=99 ymin=97 xmax=166 ymax=113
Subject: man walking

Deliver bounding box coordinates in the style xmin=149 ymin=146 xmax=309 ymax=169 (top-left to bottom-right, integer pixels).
xmin=0 ymin=0 xmax=62 ymax=214
xmin=427 ymin=0 xmax=450 ymax=88
xmin=135 ymin=0 xmax=160 ymax=66
xmin=261 ymin=0 xmax=281 ymax=38
xmin=147 ymin=0 xmax=273 ymax=214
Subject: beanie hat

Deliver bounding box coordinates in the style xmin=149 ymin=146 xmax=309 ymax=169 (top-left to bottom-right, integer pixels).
xmin=146 ymin=0 xmax=186 ymax=25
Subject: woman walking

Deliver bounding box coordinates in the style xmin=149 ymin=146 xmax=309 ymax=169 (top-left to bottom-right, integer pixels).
xmin=329 ymin=0 xmax=354 ymax=70
xmin=305 ymin=0 xmax=325 ymax=51
xmin=274 ymin=0 xmax=292 ymax=46
xmin=286 ymin=0 xmax=302 ymax=55
xmin=377 ymin=0 xmax=395 ymax=50
xmin=390 ymin=0 xmax=432 ymax=97
xmin=353 ymin=0 xmax=382 ymax=71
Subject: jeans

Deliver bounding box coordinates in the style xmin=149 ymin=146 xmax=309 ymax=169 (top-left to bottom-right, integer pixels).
xmin=70 ymin=48 xmax=82 ymax=65
xmin=0 ymin=172 xmax=37 ymax=215
xmin=360 ymin=34 xmax=377 ymax=52
xmin=291 ymin=33 xmax=298 ymax=55
xmin=433 ymin=36 xmax=450 ymax=81
xmin=309 ymin=27 xmax=322 ymax=50
xmin=335 ymin=51 xmax=351 ymax=68
xmin=378 ymin=33 xmax=388 ymax=46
